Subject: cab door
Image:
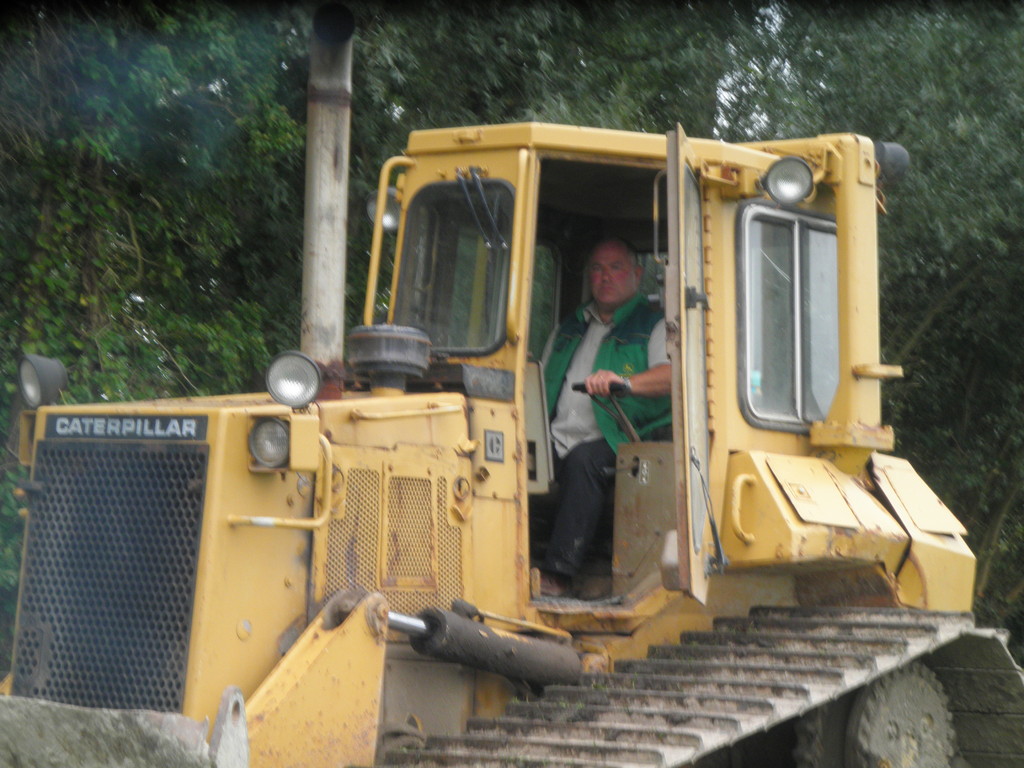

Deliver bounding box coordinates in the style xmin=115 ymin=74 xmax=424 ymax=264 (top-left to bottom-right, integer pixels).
xmin=666 ymin=126 xmax=713 ymax=603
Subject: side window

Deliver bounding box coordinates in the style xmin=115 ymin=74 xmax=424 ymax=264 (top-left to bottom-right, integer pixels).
xmin=739 ymin=203 xmax=838 ymax=429
xmin=528 ymin=243 xmax=560 ymax=361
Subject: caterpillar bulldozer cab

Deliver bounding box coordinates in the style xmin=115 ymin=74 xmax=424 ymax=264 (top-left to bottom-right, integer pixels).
xmin=3 ymin=8 xmax=1023 ymax=768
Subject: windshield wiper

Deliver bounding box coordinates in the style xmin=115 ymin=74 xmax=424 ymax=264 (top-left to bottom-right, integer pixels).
xmin=471 ymin=167 xmax=507 ymax=250
xmin=456 ymin=166 xmax=507 ymax=251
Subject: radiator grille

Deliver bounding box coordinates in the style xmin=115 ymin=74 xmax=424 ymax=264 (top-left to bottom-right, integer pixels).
xmin=384 ymin=476 xmax=434 ymax=583
xmin=326 ymin=468 xmax=380 ymax=593
xmin=325 ymin=465 xmax=462 ymax=615
xmin=13 ymin=441 xmax=207 ymax=712
xmin=437 ymin=477 xmax=463 ymax=598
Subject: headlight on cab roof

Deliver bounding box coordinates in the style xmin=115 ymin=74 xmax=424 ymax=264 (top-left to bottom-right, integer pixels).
xmin=761 ymin=156 xmax=814 ymax=206
xmin=266 ymin=351 xmax=322 ymax=409
xmin=249 ymin=417 xmax=290 ymax=468
xmin=366 ymin=186 xmax=401 ymax=233
xmin=19 ymin=354 xmax=68 ymax=409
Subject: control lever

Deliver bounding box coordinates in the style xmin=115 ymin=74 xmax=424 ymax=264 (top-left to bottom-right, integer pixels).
xmin=571 ymin=381 xmax=640 ymax=442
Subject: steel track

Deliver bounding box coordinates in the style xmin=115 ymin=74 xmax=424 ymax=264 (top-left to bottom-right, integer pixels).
xmin=377 ymin=606 xmax=1024 ymax=768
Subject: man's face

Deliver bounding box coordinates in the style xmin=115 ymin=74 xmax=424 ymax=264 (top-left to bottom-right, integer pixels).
xmin=588 ymin=241 xmax=642 ymax=316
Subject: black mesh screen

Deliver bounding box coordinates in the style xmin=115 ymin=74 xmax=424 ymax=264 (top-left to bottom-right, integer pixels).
xmin=12 ymin=440 xmax=208 ymax=712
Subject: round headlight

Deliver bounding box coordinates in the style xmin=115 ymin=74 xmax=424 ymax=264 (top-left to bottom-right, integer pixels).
xmin=266 ymin=351 xmax=322 ymax=409
xmin=19 ymin=354 xmax=68 ymax=408
xmin=249 ymin=418 xmax=290 ymax=468
xmin=762 ymin=156 xmax=814 ymax=205
xmin=365 ymin=187 xmax=401 ymax=233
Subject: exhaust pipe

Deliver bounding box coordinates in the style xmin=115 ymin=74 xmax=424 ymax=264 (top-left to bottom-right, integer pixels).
xmin=301 ymin=4 xmax=355 ymax=371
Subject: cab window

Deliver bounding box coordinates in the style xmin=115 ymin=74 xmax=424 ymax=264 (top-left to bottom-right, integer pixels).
xmin=528 ymin=243 xmax=560 ymax=361
xmin=739 ymin=203 xmax=838 ymax=429
xmin=393 ymin=179 xmax=514 ymax=354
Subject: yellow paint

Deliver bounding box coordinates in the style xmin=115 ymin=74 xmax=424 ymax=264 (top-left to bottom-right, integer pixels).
xmin=768 ymin=454 xmax=863 ymax=528
xmin=182 ymin=405 xmax=313 ymax=727
xmin=322 ymin=392 xmax=468 ymax=450
xmin=852 ymin=363 xmax=904 ymax=380
xmin=872 ymin=453 xmax=967 ymax=535
xmin=288 ymin=412 xmax=322 ymax=472
xmin=722 ymin=451 xmax=908 ymax=577
xmin=871 ymin=453 xmax=975 ymax=610
xmin=229 ymin=435 xmax=333 ymax=530
xmin=246 ymin=594 xmax=388 ymax=768
xmin=363 ymin=156 xmax=416 ymax=325
xmin=17 ymin=411 xmax=35 ymax=466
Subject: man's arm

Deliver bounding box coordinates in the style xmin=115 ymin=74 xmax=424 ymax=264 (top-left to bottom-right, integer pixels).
xmin=583 ymin=317 xmax=671 ymax=397
xmin=582 ymin=363 xmax=671 ymax=397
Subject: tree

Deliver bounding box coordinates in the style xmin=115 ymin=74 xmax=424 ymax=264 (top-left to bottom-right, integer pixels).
xmin=0 ymin=0 xmax=313 ymax=661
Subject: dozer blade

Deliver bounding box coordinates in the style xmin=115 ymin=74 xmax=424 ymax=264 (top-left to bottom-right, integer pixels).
xmin=0 ymin=687 xmax=248 ymax=768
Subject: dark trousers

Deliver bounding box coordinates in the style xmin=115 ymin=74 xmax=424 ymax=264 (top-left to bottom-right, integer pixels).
xmin=541 ymin=437 xmax=616 ymax=578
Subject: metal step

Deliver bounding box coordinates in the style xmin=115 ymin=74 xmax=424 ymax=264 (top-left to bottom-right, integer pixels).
xmin=579 ymin=671 xmax=812 ymax=701
xmin=382 ymin=747 xmax=650 ymax=768
xmin=615 ymin=658 xmax=849 ymax=687
xmin=388 ymin=732 xmax=672 ymax=767
xmin=502 ymin=700 xmax=743 ymax=736
xmin=672 ymin=629 xmax=909 ymax=657
xmin=540 ymin=684 xmax=779 ymax=716
xmin=746 ymin=605 xmax=975 ymax=625
xmin=466 ymin=715 xmax=704 ymax=750
xmin=648 ymin=638 xmax=881 ymax=669
xmin=713 ymin=615 xmax=943 ymax=640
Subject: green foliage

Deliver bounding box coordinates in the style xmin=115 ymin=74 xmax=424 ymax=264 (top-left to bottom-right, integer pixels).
xmin=0 ymin=0 xmax=312 ymax=664
xmin=353 ymin=0 xmax=735 ymax=134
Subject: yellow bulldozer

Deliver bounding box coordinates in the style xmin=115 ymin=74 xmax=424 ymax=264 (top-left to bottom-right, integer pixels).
xmin=3 ymin=6 xmax=1022 ymax=767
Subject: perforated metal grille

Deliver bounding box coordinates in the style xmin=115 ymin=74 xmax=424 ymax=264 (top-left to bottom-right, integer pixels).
xmin=384 ymin=477 xmax=433 ymax=581
xmin=326 ymin=468 xmax=380 ymax=592
xmin=325 ymin=465 xmax=462 ymax=616
xmin=437 ymin=478 xmax=463 ymax=598
xmin=12 ymin=441 xmax=207 ymax=712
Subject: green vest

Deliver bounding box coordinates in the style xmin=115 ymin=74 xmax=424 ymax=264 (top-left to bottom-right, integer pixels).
xmin=544 ymin=293 xmax=672 ymax=449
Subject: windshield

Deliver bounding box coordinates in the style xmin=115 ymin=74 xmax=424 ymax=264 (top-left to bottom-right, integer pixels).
xmin=393 ymin=178 xmax=514 ymax=354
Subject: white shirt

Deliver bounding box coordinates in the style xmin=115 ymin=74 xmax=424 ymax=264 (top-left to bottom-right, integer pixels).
xmin=542 ymin=304 xmax=668 ymax=458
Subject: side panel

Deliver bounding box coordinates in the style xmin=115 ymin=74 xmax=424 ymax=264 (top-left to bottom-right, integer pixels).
xmin=323 ymin=443 xmax=469 ymax=617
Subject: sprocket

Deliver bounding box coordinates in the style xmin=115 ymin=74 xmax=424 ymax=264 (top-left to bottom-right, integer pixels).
xmin=795 ymin=662 xmax=957 ymax=768
xmin=847 ymin=662 xmax=956 ymax=768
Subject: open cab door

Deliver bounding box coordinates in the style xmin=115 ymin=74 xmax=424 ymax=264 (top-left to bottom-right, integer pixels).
xmin=666 ymin=126 xmax=714 ymax=603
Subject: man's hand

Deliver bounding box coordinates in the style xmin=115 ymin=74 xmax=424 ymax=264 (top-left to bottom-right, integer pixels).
xmin=583 ymin=364 xmax=671 ymax=397
xmin=582 ymin=369 xmax=627 ymax=397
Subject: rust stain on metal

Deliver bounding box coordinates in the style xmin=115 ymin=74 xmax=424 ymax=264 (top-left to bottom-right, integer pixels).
xmin=795 ymin=565 xmax=899 ymax=607
xmin=366 ymin=594 xmax=389 ymax=642
xmin=317 ymin=360 xmax=347 ymax=400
